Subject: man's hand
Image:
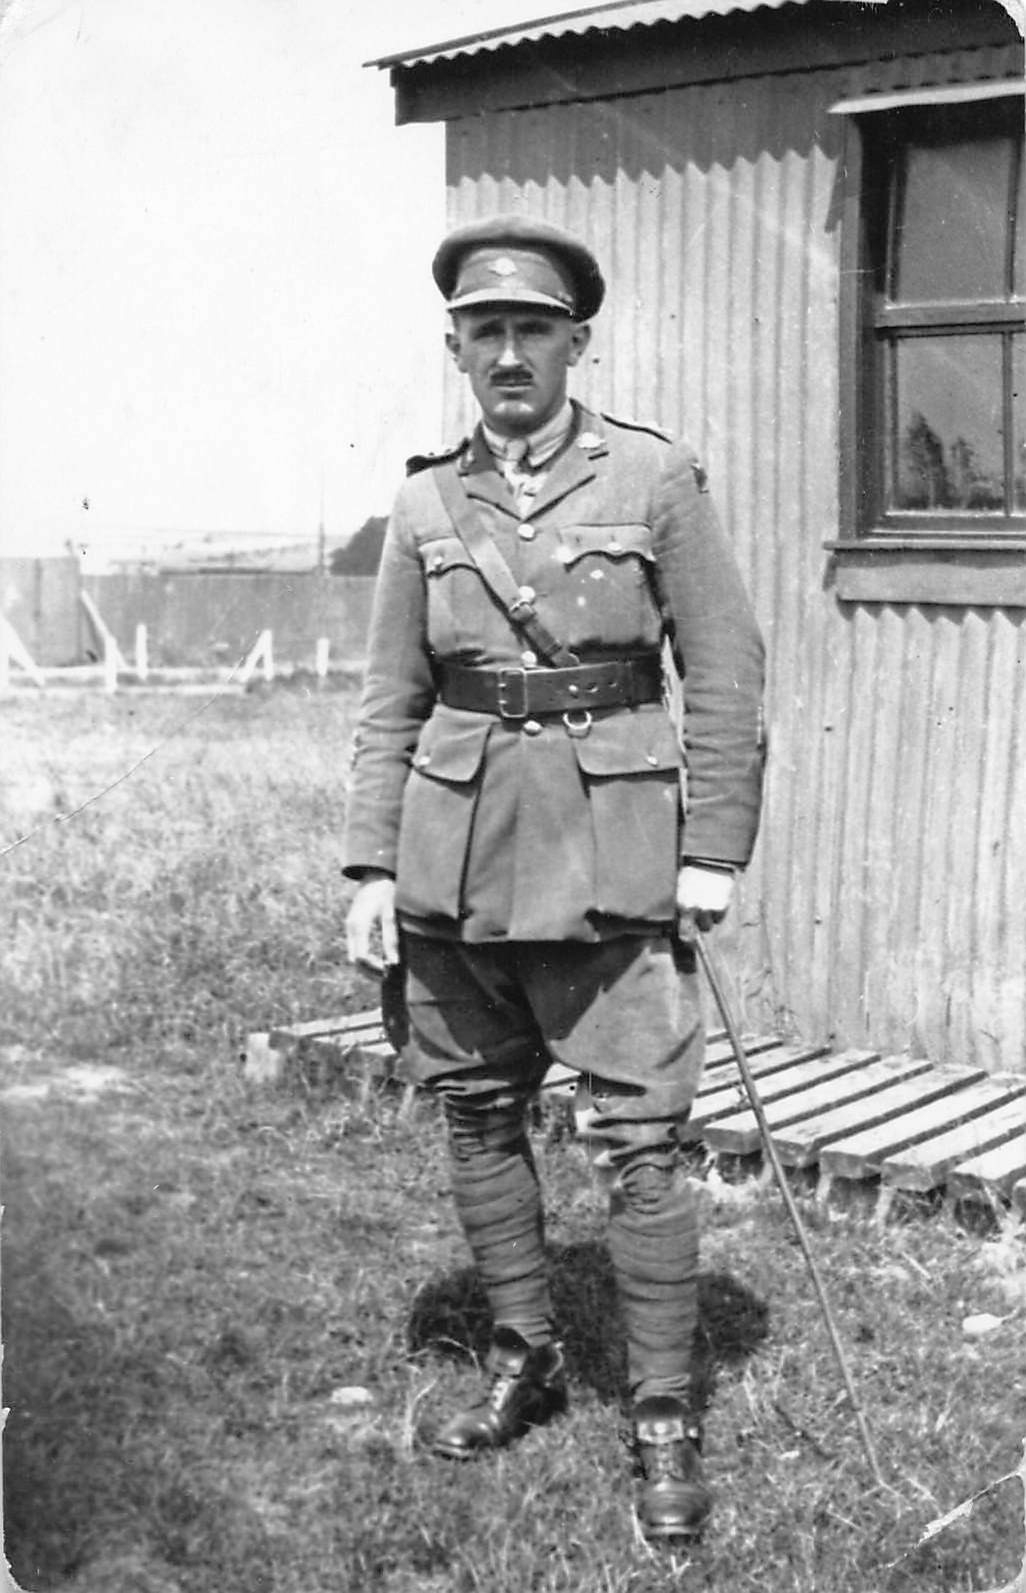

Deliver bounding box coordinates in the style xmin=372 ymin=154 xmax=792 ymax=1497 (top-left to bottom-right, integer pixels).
xmin=345 ymin=871 xmax=399 ymax=971
xmin=675 ymin=864 xmax=735 ymax=940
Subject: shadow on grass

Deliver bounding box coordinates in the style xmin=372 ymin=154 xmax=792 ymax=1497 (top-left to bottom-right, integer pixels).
xmin=2 ymin=1166 xmax=277 ymax=1593
xmin=407 ymin=1241 xmax=768 ymax=1412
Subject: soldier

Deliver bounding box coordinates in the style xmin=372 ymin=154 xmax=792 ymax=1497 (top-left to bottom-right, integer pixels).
xmin=344 ymin=214 xmax=764 ymax=1542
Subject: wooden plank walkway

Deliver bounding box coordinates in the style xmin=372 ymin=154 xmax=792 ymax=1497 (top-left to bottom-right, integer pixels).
xmin=250 ymin=1011 xmax=1026 ymax=1215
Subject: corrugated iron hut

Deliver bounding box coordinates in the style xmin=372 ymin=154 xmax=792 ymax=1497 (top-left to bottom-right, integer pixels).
xmin=372 ymin=0 xmax=1025 ymax=1075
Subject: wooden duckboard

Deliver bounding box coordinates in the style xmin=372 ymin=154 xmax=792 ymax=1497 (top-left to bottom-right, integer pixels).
xmin=766 ymin=1062 xmax=985 ymax=1172
xmin=947 ymin=1125 xmax=1026 ymax=1203
xmin=877 ymin=1087 xmax=1026 ymax=1192
xmin=816 ymin=1070 xmax=1013 ymax=1183
xmin=701 ymin=1051 xmax=926 ymax=1158
xmin=260 ymin=1007 xmax=396 ymax=1092
xmin=681 ymin=1043 xmax=850 ymax=1144
xmin=252 ymin=1010 xmax=1026 ymax=1206
xmin=541 ymin=1030 xmax=784 ymax=1103
xmin=698 ymin=1037 xmax=823 ymax=1092
xmin=269 ymin=1009 xmax=383 ymax=1045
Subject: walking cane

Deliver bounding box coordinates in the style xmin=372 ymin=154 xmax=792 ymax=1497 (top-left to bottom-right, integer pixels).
xmin=694 ymin=932 xmax=888 ymax=1491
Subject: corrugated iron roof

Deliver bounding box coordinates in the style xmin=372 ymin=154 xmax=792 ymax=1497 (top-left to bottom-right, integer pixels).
xmin=368 ymin=0 xmax=816 ymax=70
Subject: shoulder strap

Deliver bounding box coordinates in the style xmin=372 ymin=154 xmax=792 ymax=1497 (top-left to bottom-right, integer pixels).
xmin=599 ymin=411 xmax=673 ymax=444
xmin=433 ymin=464 xmax=579 ymax=668
xmin=406 ymin=440 xmax=466 ymax=477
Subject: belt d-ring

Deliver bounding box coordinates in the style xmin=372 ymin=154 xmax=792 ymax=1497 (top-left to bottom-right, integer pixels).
xmin=562 ymin=709 xmax=592 ymax=738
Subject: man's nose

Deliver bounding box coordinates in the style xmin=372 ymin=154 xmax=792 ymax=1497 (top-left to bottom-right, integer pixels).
xmin=496 ymin=332 xmax=522 ymax=366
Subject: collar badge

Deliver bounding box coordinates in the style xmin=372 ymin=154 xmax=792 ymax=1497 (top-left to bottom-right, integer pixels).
xmin=577 ymin=431 xmax=603 ymax=450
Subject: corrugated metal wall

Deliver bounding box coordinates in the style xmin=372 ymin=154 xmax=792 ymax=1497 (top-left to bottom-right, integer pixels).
xmin=440 ymin=52 xmax=1026 ymax=1073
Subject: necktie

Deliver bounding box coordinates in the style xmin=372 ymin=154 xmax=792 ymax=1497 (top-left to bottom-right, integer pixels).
xmin=497 ymin=438 xmax=538 ymax=512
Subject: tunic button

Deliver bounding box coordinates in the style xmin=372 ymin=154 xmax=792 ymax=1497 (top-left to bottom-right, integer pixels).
xmin=518 ymin=522 xmax=536 ymax=540
xmin=645 ymin=753 xmax=659 ymax=766
xmin=607 ymin=538 xmax=623 ymax=553
xmin=521 ymin=650 xmax=538 ymax=667
xmin=517 ymin=584 xmax=535 ymax=602
xmin=522 ymin=719 xmax=543 ymax=736
xmin=415 ymin=753 xmax=431 ymax=768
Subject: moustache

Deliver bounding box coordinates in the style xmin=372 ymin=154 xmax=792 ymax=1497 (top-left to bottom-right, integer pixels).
xmin=490 ymin=370 xmax=533 ymax=387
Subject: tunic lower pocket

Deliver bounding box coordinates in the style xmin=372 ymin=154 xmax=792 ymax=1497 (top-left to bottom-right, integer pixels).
xmin=396 ymin=713 xmax=492 ymax=920
xmin=571 ymin=709 xmax=682 ymax=921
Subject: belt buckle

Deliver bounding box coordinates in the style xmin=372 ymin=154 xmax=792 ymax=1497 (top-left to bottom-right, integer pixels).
xmin=497 ymin=667 xmax=529 ymax=720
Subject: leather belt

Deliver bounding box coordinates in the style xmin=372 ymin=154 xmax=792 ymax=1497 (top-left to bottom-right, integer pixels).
xmin=436 ymin=655 xmax=663 ymax=720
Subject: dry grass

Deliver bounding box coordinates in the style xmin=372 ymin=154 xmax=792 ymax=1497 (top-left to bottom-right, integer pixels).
xmin=1 ymin=686 xmax=1024 ymax=1593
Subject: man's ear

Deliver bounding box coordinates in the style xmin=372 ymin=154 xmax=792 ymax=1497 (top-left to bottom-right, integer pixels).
xmin=445 ymin=327 xmax=467 ymax=372
xmin=567 ymin=322 xmax=591 ymax=368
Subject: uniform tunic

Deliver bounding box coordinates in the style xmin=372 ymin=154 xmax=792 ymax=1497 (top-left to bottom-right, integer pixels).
xmin=343 ymin=403 xmax=764 ymax=942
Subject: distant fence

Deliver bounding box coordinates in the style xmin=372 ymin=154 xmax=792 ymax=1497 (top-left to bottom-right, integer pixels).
xmin=0 ymin=557 xmax=376 ymax=668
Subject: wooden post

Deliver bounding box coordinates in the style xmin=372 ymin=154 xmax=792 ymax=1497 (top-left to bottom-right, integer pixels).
xmin=103 ymin=630 xmax=118 ymax=693
xmin=135 ymin=623 xmax=149 ymax=682
xmin=80 ymin=591 xmax=127 ymax=681
xmin=238 ymin=629 xmax=274 ymax=685
xmin=0 ymin=615 xmax=46 ymax=692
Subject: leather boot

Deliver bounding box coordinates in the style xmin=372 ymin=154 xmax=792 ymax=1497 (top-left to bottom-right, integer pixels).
xmin=431 ymin=1327 xmax=567 ymax=1460
xmin=633 ymin=1395 xmax=711 ymax=1541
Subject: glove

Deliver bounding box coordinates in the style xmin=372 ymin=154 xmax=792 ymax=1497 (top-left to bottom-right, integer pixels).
xmin=675 ymin=863 xmax=735 ymax=939
xmin=345 ymin=871 xmax=399 ymax=972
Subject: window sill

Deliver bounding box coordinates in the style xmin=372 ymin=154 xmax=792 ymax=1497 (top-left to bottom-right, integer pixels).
xmin=825 ymin=541 xmax=1026 ymax=606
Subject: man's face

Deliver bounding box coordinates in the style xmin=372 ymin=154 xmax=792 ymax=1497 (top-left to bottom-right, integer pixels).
xmin=445 ymin=308 xmax=591 ymax=436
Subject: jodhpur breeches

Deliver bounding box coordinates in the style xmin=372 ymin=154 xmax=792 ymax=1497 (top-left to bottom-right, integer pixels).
xmin=402 ymin=933 xmax=704 ymax=1401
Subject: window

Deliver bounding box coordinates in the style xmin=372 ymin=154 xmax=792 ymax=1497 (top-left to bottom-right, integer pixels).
xmin=834 ymin=87 xmax=1026 ymax=603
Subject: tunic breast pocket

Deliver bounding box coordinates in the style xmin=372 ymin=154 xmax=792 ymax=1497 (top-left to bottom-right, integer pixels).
xmin=552 ymin=524 xmax=662 ymax=650
xmin=419 ymin=536 xmax=485 ymax=656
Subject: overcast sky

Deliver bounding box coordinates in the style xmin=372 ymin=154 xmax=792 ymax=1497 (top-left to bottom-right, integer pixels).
xmin=0 ymin=0 xmax=550 ymax=556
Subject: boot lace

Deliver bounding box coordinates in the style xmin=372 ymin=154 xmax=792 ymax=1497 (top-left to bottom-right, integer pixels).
xmin=645 ymin=1438 xmax=688 ymax=1486
xmin=485 ymin=1371 xmax=520 ymax=1413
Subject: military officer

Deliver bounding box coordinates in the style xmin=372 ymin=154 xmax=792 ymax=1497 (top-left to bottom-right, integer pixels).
xmin=344 ymin=214 xmax=765 ymax=1543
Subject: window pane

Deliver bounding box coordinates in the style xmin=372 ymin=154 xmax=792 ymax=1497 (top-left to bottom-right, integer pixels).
xmin=1015 ymin=334 xmax=1025 ymax=512
xmin=896 ymin=137 xmax=1012 ymax=302
xmin=891 ymin=336 xmax=1005 ymax=512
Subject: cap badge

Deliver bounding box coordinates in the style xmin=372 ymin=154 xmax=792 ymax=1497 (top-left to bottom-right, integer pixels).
xmin=490 ymin=256 xmax=519 ymax=277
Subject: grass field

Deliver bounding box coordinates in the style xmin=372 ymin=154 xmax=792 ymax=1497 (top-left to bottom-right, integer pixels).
xmin=1 ymin=685 xmax=1025 ymax=1593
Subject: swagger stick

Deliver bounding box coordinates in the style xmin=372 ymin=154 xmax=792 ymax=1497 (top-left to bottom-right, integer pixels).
xmin=694 ymin=933 xmax=887 ymax=1490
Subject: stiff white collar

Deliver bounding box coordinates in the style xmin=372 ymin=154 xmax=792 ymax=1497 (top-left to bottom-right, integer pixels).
xmin=482 ymin=400 xmax=575 ymax=469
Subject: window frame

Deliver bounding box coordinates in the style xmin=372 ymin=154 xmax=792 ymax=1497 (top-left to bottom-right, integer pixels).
xmin=831 ymin=82 xmax=1026 ymax=605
